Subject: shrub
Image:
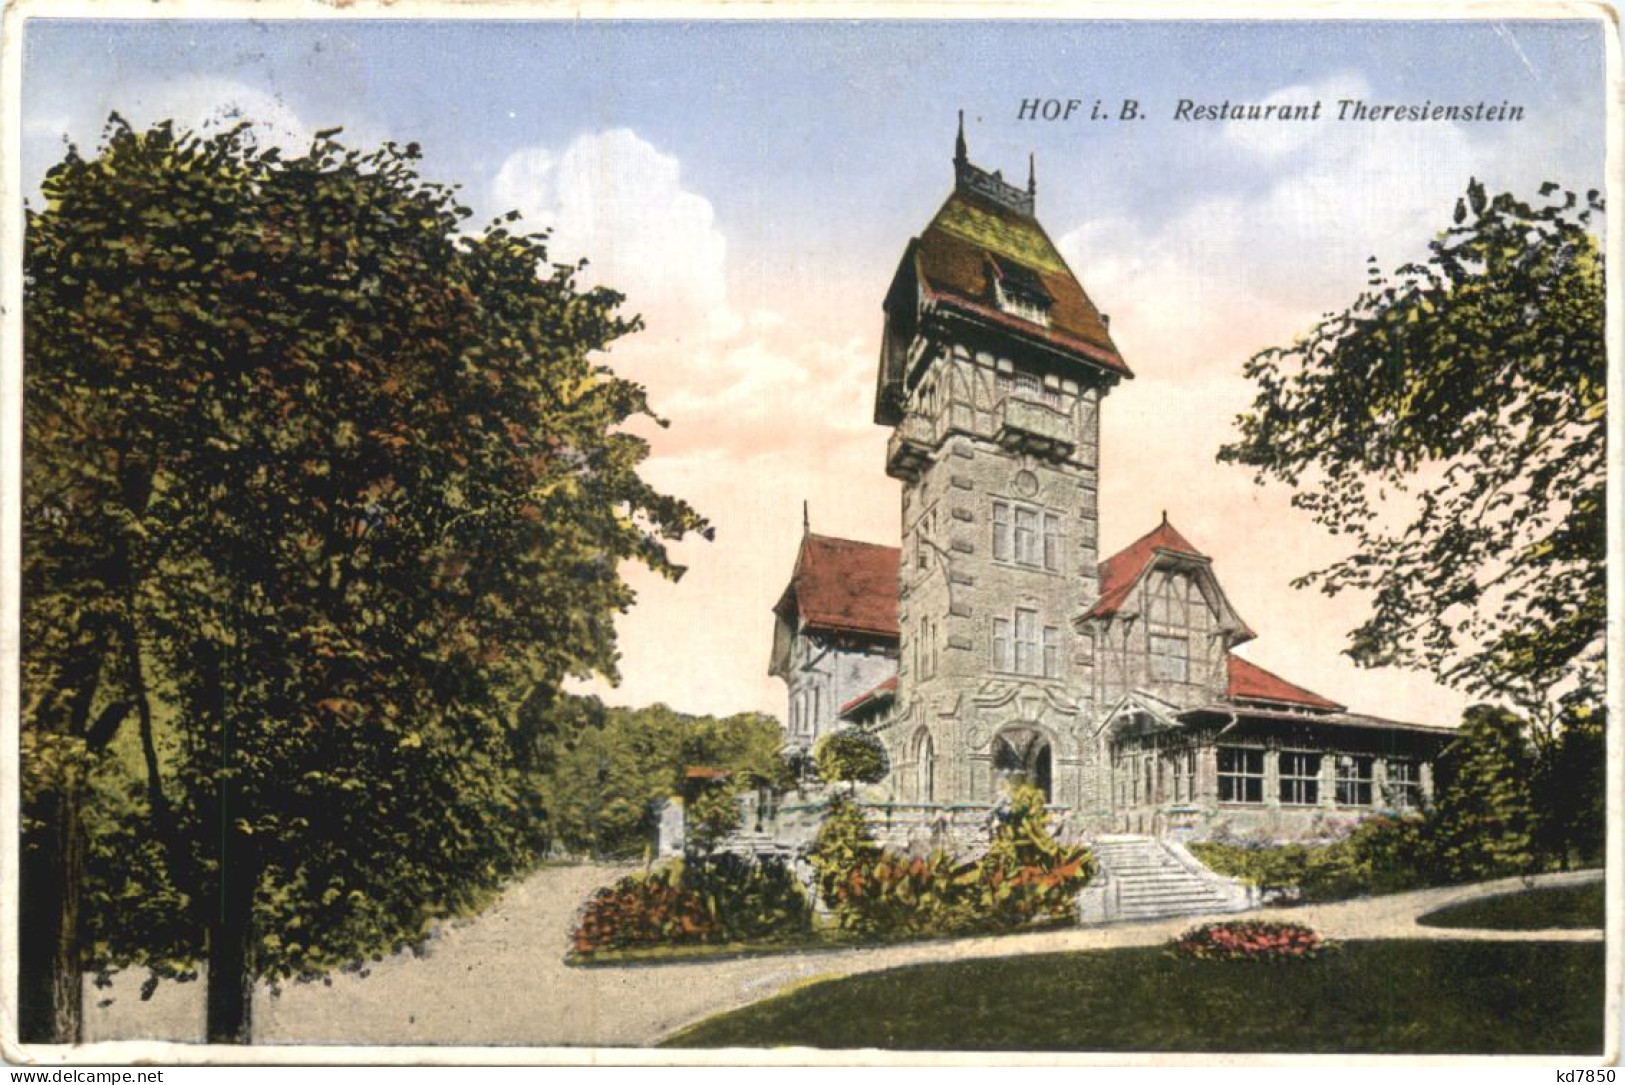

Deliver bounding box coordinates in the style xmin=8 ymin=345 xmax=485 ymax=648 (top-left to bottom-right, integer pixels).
xmin=1191 ymin=815 xmax=1440 ymax=903
xmin=572 ymin=853 xmax=810 ymax=955
xmin=572 ymin=866 xmax=715 ymax=954
xmin=809 ymin=788 xmax=1095 ymax=938
xmin=681 ymin=852 xmax=813 ymax=942
xmin=972 ymin=784 xmax=1097 ymax=928
xmin=1170 ymin=920 xmax=1331 ymax=962
xmin=814 ymin=730 xmax=889 ymax=792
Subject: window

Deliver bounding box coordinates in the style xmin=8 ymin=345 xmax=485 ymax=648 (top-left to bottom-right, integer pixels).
xmin=1149 ymin=634 xmax=1189 ymax=683
xmin=994 ymin=609 xmax=1054 ymax=678
xmin=992 ymin=258 xmax=1054 ymax=328
xmin=1014 ymin=506 xmax=1038 ymax=566
xmin=1042 ymin=513 xmax=1063 ymax=572
xmin=993 ymin=499 xmax=1059 ymax=571
xmin=1173 ymin=748 xmax=1196 ymax=802
xmin=1014 ymin=608 xmax=1038 ymax=675
xmin=1042 ymin=626 xmax=1061 ymax=679
xmin=1279 ymin=752 xmax=1322 ymax=806
xmin=1218 ymin=747 xmax=1264 ymax=804
xmin=1386 ymin=759 xmax=1421 ymax=809
xmin=1335 ymin=755 xmax=1374 ymax=806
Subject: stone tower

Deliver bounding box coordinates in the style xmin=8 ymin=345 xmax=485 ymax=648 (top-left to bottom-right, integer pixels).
xmin=872 ymin=117 xmax=1133 ymax=812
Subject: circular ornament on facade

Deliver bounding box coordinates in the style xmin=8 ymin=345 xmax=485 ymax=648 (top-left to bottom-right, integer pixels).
xmin=966 ymin=723 xmax=990 ymax=750
xmin=1013 ymin=470 xmax=1039 ymax=498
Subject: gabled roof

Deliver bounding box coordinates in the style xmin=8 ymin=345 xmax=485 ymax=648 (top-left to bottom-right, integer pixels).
xmin=775 ymin=533 xmax=900 ymax=640
xmin=1082 ymin=517 xmax=1255 ymax=645
xmin=839 ymin=675 xmax=899 ymax=719
xmin=1086 ymin=517 xmax=1206 ymax=621
xmin=1226 ymin=655 xmax=1345 ymax=712
xmin=913 ymin=187 xmax=1132 ymax=379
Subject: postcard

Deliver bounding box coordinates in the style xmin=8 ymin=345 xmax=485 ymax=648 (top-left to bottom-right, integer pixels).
xmin=3 ymin=3 xmax=1619 ymax=1068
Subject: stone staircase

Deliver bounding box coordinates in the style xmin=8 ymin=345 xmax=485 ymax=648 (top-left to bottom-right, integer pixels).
xmin=1081 ymin=835 xmax=1256 ymax=923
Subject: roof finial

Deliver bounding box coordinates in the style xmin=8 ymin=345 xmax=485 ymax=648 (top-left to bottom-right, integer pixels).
xmin=954 ymin=110 xmax=967 ymax=166
xmin=1161 ymin=509 xmax=1169 ymax=525
xmin=803 ymin=500 xmax=810 ymax=536
xmin=1028 ymin=152 xmax=1036 ymax=196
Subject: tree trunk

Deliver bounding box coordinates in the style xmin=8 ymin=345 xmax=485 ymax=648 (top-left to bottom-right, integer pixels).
xmin=201 ymin=637 xmax=255 ymax=1045
xmin=18 ymin=782 xmax=84 ymax=1045
xmin=204 ymin=857 xmax=256 ymax=1045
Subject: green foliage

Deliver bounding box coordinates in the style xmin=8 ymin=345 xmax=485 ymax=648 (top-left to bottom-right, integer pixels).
xmin=1221 ymin=180 xmax=1605 ymax=713
xmin=665 ymin=942 xmax=1606 ymax=1053
xmin=1532 ymin=698 xmax=1607 ymax=869
xmin=539 ymin=700 xmax=788 ymax=858
xmin=1170 ymin=921 xmax=1331 ymax=963
xmin=1430 ymin=704 xmax=1541 ymax=879
xmin=22 ymin=116 xmax=710 ymax=1018
xmin=1417 ymin=881 xmax=1604 ymax=931
xmin=814 ymin=730 xmax=889 ymax=791
xmin=974 ymin=784 xmax=1097 ymax=927
xmin=808 ymin=789 xmax=1094 ymax=937
xmin=570 ymin=854 xmax=811 ymax=956
xmin=1192 ymin=814 xmax=1437 ymax=903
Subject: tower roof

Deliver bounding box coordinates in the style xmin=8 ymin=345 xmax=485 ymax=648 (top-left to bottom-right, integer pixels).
xmin=910 ymin=187 xmax=1131 ymax=379
xmin=774 ymin=533 xmax=900 ymax=639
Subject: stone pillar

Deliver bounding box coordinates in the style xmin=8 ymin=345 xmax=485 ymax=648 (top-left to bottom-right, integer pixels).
xmin=1264 ymin=743 xmax=1281 ymax=810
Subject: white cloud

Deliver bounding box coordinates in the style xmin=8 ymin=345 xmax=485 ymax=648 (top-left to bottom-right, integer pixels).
xmin=1223 ymin=72 xmax=1370 ymax=159
xmin=493 ymin=129 xmax=729 ymax=338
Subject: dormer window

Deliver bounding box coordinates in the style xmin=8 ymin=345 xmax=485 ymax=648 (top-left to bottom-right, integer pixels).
xmin=989 ymin=256 xmax=1052 ymax=327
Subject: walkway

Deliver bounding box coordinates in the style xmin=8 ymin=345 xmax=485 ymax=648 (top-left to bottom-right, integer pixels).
xmin=76 ymin=864 xmax=1605 ymax=1051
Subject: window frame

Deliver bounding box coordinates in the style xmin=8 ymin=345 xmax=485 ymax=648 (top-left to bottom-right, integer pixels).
xmin=1335 ymin=754 xmax=1375 ymax=807
xmin=1278 ymin=750 xmax=1322 ymax=806
xmin=1386 ymin=758 xmax=1421 ymax=809
xmin=1148 ymin=633 xmax=1190 ymax=683
xmin=1218 ymin=746 xmax=1265 ymax=805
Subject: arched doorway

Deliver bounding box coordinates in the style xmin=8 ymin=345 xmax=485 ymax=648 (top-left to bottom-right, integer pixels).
xmin=913 ymin=728 xmax=935 ymax=803
xmin=992 ymin=726 xmax=1054 ymax=803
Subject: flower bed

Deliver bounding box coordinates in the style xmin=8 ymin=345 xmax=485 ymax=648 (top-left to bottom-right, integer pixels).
xmin=571 ymin=853 xmax=811 ymax=956
xmin=1169 ymin=920 xmax=1332 ymax=962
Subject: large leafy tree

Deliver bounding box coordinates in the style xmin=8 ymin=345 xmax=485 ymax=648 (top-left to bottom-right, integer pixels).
xmin=22 ymin=118 xmax=708 ymax=1042
xmin=1220 ymin=180 xmax=1605 ymax=718
xmin=539 ymin=699 xmax=788 ymax=858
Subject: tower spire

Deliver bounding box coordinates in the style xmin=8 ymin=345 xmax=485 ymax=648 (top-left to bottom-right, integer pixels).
xmin=954 ymin=109 xmax=967 ymax=166
xmin=803 ymin=500 xmax=810 ymax=536
xmin=1028 ymin=152 xmax=1036 ymax=196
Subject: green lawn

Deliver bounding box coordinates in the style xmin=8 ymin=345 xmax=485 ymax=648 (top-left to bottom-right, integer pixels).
xmin=1417 ymin=881 xmax=1605 ymax=930
xmin=662 ymin=940 xmax=1605 ymax=1053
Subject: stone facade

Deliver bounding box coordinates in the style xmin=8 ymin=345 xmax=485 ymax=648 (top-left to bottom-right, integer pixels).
xmin=768 ymin=129 xmax=1454 ymax=843
xmin=880 ymin=340 xmax=1111 ymax=809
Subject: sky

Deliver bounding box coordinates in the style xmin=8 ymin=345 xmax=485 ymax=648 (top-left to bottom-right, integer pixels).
xmin=18 ymin=15 xmax=1609 ymax=727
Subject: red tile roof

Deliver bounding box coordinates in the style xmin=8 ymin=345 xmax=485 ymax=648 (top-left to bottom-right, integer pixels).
xmin=779 ymin=534 xmax=900 ymax=639
xmin=1226 ymin=655 xmax=1345 ymax=712
xmin=839 ymin=675 xmax=899 ymax=718
xmin=1083 ymin=517 xmax=1207 ymax=621
xmin=914 ymin=189 xmax=1132 ymax=379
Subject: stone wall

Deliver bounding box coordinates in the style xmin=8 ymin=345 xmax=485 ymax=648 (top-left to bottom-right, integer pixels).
xmin=881 ymin=337 xmax=1115 ymax=811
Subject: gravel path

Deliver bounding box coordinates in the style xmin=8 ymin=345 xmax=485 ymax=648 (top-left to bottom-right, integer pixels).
xmin=76 ymin=864 xmax=1605 ymax=1050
